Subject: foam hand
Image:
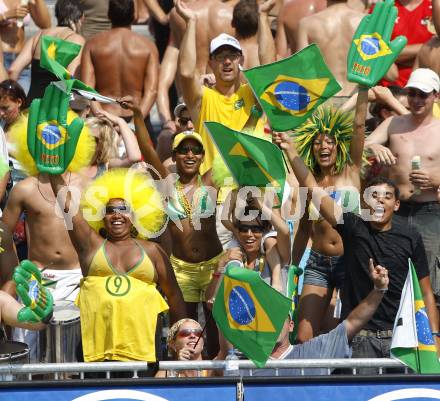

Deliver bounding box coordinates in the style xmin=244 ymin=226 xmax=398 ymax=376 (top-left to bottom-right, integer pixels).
xmin=27 ymin=83 xmax=84 ymax=174
xmin=13 ymin=260 xmax=53 ymax=324
xmin=347 ymin=0 xmax=407 ymax=87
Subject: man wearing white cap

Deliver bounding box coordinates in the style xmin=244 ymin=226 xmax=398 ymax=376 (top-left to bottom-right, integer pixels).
xmin=365 ymin=68 xmax=440 ymax=305
xmin=175 ymin=0 xmax=276 ymax=176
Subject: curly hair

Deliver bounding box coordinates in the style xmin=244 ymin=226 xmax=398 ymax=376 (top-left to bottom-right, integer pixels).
xmin=292 ymin=106 xmax=354 ymax=175
xmin=166 ymin=318 xmax=202 ymax=355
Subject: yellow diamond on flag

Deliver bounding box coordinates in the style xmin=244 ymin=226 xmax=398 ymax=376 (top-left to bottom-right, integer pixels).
xmin=353 ymin=32 xmax=392 ymax=61
xmin=261 ymin=75 xmax=330 ymax=117
xmin=229 ymin=143 xmax=248 ymax=157
xmin=224 ymin=276 xmax=276 ymax=332
xmin=47 ymin=42 xmax=57 ymax=60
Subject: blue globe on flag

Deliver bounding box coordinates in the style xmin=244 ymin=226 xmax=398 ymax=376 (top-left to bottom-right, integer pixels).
xmin=415 ymin=307 xmax=435 ymax=345
xmin=274 ymin=81 xmax=310 ymax=112
xmin=360 ymin=37 xmax=380 ymax=56
xmin=228 ymin=286 xmax=256 ymax=325
xmin=41 ymin=124 xmax=62 ymax=145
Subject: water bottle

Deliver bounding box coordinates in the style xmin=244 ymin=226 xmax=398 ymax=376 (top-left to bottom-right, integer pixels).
xmin=224 ymin=348 xmax=240 ymax=376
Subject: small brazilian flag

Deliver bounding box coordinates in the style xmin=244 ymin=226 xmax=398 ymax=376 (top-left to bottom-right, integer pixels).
xmin=391 ymin=259 xmax=440 ymax=373
xmin=213 ymin=261 xmax=291 ymax=368
xmin=243 ymin=44 xmax=341 ymax=131
xmin=40 ymin=35 xmax=82 ymax=80
xmin=204 ymin=121 xmax=286 ymax=202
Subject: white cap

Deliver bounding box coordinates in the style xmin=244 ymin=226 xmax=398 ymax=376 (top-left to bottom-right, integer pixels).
xmin=210 ymin=33 xmax=242 ymax=55
xmin=405 ymin=68 xmax=440 ymax=93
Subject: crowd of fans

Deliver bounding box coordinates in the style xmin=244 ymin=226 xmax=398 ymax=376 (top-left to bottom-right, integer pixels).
xmin=0 ymin=0 xmax=438 ymax=377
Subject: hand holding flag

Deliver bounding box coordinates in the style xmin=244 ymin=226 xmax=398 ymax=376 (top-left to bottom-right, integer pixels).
xmin=347 ymin=0 xmax=407 ymax=87
xmin=13 ymin=260 xmax=54 ymax=324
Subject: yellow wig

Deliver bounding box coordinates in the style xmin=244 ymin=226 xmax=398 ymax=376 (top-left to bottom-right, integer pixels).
xmin=8 ymin=111 xmax=96 ymax=176
xmin=81 ymin=168 xmax=166 ymax=240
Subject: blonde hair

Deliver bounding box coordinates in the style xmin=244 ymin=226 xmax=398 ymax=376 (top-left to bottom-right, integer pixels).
xmin=86 ymin=117 xmax=119 ymax=165
xmin=166 ymin=318 xmax=201 ymax=353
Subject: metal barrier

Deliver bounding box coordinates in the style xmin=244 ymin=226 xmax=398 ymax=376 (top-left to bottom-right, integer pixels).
xmin=0 ymin=358 xmax=409 ymax=381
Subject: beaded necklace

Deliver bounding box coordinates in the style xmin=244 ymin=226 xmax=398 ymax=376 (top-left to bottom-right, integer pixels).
xmin=175 ymin=176 xmax=203 ymax=223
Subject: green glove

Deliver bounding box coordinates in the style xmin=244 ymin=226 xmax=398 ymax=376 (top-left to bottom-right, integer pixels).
xmin=13 ymin=260 xmax=54 ymax=324
xmin=27 ymin=82 xmax=84 ymax=175
xmin=347 ymin=0 xmax=407 ymax=87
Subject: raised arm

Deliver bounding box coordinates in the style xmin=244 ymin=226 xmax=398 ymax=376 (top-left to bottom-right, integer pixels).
xmin=350 ymin=88 xmax=368 ymax=169
xmin=48 ymin=174 xmax=100 ymax=275
xmin=65 ymin=35 xmax=85 ymax=78
xmin=176 ymin=0 xmax=202 ymax=116
xmin=258 ymin=0 xmax=277 ymax=65
xmin=119 ymin=97 xmax=169 ymax=180
xmin=273 ymin=132 xmax=343 ymax=227
xmin=29 ymin=0 xmax=51 ymax=29
xmin=345 ymin=259 xmax=389 ymax=341
xmin=144 ymin=0 xmax=169 ymax=25
xmin=157 ymin=40 xmax=179 ymax=125
xmin=140 ymin=41 xmax=159 ymax=118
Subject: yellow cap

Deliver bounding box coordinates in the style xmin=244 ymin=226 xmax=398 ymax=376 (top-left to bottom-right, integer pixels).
xmin=172 ymin=131 xmax=204 ymax=150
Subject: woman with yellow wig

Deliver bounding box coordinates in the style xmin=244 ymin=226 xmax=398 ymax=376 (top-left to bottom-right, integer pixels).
xmin=49 ymin=168 xmax=186 ymax=367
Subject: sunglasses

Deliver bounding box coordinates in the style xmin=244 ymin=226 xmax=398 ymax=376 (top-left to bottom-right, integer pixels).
xmin=212 ymin=52 xmax=241 ymax=62
xmin=237 ymin=224 xmax=265 ymax=234
xmin=407 ymin=89 xmax=432 ymax=99
xmin=176 ymin=328 xmax=203 ymax=338
xmin=178 ymin=117 xmax=192 ymax=125
xmin=105 ymin=205 xmax=131 ymax=215
xmin=175 ymin=145 xmax=204 ymax=155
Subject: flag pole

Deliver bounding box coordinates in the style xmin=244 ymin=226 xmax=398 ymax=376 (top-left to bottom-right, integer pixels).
xmin=193 ymin=311 xmax=212 ymax=350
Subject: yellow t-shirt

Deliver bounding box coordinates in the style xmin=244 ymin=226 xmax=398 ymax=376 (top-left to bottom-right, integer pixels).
xmin=196 ymin=84 xmax=266 ymax=175
xmin=77 ymin=242 xmax=169 ymax=362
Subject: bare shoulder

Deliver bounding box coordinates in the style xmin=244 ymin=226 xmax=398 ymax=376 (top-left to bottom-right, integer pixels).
xmin=10 ymin=176 xmax=37 ymax=196
xmin=137 ymin=239 xmax=165 ymax=261
xmin=69 ymin=33 xmax=86 ymax=46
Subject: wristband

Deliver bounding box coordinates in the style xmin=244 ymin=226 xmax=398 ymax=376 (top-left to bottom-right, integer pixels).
xmin=374 ymin=286 xmax=388 ymax=293
xmin=212 ymin=272 xmax=222 ymax=278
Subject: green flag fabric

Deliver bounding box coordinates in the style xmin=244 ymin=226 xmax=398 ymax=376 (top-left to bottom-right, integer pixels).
xmin=286 ymin=264 xmax=303 ymax=344
xmin=243 ymin=44 xmax=341 ymax=131
xmin=40 ymin=35 xmax=82 ymax=80
xmin=204 ymin=121 xmax=286 ymax=202
xmin=390 ymin=259 xmax=440 ymax=373
xmin=213 ymin=261 xmax=292 ymax=368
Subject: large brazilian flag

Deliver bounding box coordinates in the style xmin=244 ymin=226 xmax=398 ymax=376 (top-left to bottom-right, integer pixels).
xmin=243 ymin=44 xmax=341 ymax=131
xmin=213 ymin=261 xmax=291 ymax=368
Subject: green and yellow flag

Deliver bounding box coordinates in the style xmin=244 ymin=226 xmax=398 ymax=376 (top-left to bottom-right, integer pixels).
xmin=204 ymin=121 xmax=286 ymax=202
xmin=213 ymin=261 xmax=292 ymax=367
xmin=40 ymin=35 xmax=81 ymax=80
xmin=391 ymin=259 xmax=440 ymax=373
xmin=243 ymin=44 xmax=341 ymax=131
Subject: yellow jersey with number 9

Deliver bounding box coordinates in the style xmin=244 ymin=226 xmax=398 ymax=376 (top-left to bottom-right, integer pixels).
xmin=76 ymin=240 xmax=168 ymax=362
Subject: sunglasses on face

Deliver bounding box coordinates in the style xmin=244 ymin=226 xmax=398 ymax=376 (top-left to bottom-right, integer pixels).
xmin=175 ymin=145 xmax=204 ymax=155
xmin=237 ymin=224 xmax=265 ymax=234
xmin=105 ymin=205 xmax=131 ymax=215
xmin=178 ymin=117 xmax=192 ymax=125
xmin=176 ymin=328 xmax=203 ymax=339
xmin=212 ymin=52 xmax=241 ymax=62
xmin=407 ymin=89 xmax=432 ymax=99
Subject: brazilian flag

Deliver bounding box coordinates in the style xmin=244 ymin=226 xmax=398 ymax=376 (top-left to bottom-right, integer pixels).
xmin=213 ymin=261 xmax=291 ymax=368
xmin=243 ymin=44 xmax=341 ymax=131
xmin=40 ymin=35 xmax=82 ymax=81
xmin=204 ymin=121 xmax=286 ymax=202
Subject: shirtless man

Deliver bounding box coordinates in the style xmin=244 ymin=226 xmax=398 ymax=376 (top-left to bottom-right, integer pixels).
xmin=275 ymin=0 xmax=327 ymax=57
xmin=80 ymin=0 xmax=159 ymax=120
xmin=232 ymin=0 xmax=260 ymax=69
xmin=296 ymin=0 xmax=363 ymax=97
xmin=1 ymin=172 xmax=88 ymax=360
xmin=365 ymin=68 xmax=440 ymax=303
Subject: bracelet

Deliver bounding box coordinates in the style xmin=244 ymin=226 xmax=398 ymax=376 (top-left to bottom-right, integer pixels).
xmin=374 ymin=286 xmax=388 ymax=293
xmin=212 ymin=272 xmax=222 ymax=278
